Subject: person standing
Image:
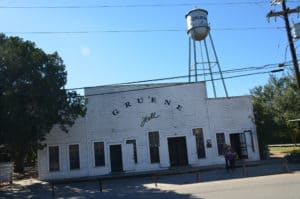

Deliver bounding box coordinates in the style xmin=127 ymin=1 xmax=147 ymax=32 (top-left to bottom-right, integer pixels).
xmin=227 ymin=146 xmax=236 ymax=170
xmin=223 ymin=145 xmax=230 ymax=171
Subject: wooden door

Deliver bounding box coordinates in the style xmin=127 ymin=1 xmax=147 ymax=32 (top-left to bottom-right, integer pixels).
xmin=168 ymin=137 xmax=188 ymax=167
xmin=110 ymin=145 xmax=123 ymax=172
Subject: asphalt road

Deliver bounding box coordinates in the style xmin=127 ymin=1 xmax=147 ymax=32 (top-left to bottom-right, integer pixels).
xmin=148 ymin=172 xmax=300 ymax=199
xmin=1 ymin=162 xmax=300 ymax=199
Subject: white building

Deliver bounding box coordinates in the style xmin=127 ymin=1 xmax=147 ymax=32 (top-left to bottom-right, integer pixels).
xmin=38 ymin=82 xmax=260 ymax=180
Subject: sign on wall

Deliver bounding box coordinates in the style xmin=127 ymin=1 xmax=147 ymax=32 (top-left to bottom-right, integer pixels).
xmin=111 ymin=96 xmax=183 ymax=127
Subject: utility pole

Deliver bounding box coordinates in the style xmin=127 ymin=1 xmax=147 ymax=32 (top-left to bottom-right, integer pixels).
xmin=267 ymin=0 xmax=300 ymax=90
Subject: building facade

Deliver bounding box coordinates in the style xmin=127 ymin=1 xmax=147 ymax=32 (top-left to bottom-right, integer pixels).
xmin=38 ymin=82 xmax=260 ymax=180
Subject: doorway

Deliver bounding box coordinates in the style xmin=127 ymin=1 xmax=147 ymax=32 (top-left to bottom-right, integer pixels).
xmin=230 ymin=133 xmax=248 ymax=159
xmin=168 ymin=137 xmax=188 ymax=167
xmin=109 ymin=145 xmax=123 ymax=172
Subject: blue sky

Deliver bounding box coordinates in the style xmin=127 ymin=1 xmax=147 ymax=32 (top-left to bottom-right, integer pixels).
xmin=1 ymin=0 xmax=299 ymax=97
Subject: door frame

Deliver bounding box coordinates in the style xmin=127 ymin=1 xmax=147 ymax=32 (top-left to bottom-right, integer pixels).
xmin=167 ymin=136 xmax=189 ymax=167
xmin=109 ymin=144 xmax=123 ymax=172
xmin=229 ymin=133 xmax=248 ymax=159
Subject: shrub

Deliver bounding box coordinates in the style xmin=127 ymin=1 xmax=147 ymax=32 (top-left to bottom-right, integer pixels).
xmin=287 ymin=151 xmax=300 ymax=163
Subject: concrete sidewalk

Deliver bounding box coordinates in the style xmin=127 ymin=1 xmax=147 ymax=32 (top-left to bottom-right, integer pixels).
xmin=46 ymin=158 xmax=280 ymax=184
xmin=1 ymin=159 xmax=299 ymax=199
xmin=46 ymin=158 xmax=292 ymax=185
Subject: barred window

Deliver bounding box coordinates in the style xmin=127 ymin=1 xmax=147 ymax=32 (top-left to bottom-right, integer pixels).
xmin=94 ymin=142 xmax=105 ymax=166
xmin=49 ymin=146 xmax=59 ymax=172
xmin=126 ymin=140 xmax=137 ymax=163
xmin=193 ymin=128 xmax=206 ymax=159
xmin=148 ymin=131 xmax=160 ymax=163
xmin=216 ymin=133 xmax=226 ymax=155
xmin=69 ymin=144 xmax=80 ymax=170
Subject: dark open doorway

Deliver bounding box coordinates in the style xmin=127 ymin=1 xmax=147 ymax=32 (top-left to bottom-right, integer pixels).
xmin=110 ymin=144 xmax=123 ymax=172
xmin=168 ymin=137 xmax=188 ymax=167
xmin=230 ymin=133 xmax=248 ymax=159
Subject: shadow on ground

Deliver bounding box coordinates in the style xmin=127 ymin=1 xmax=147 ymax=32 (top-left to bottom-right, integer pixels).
xmin=1 ymin=160 xmax=300 ymax=199
xmin=0 ymin=178 xmax=201 ymax=199
xmin=0 ymin=182 xmax=52 ymax=199
xmin=161 ymin=162 xmax=300 ymax=185
xmin=54 ymin=180 xmax=200 ymax=199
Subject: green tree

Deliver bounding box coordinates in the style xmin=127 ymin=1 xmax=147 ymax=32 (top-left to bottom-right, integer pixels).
xmin=0 ymin=34 xmax=86 ymax=172
xmin=251 ymin=73 xmax=300 ymax=158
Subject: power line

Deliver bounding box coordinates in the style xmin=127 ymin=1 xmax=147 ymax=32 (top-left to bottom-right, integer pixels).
xmin=3 ymin=26 xmax=285 ymax=35
xmin=115 ymin=63 xmax=287 ymax=85
xmin=0 ymin=1 xmax=298 ymax=9
xmin=0 ymin=2 xmax=272 ymax=9
xmin=81 ymin=71 xmax=279 ymax=97
xmin=214 ymin=26 xmax=285 ymax=31
xmin=13 ymin=62 xmax=287 ymax=97
xmin=67 ymin=62 xmax=290 ymax=93
xmin=10 ymin=68 xmax=285 ymax=98
xmin=3 ymin=29 xmax=183 ymax=35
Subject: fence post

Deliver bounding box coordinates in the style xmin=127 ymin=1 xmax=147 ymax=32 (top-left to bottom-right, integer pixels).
xmin=98 ymin=179 xmax=103 ymax=192
xmin=153 ymin=175 xmax=159 ymax=187
xmin=242 ymin=161 xmax=247 ymax=177
xmin=51 ymin=183 xmax=55 ymax=198
xmin=283 ymin=158 xmax=290 ymax=173
xmin=196 ymin=172 xmax=201 ymax=181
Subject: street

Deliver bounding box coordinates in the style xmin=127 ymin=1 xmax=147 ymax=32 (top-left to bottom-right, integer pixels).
xmin=147 ymin=172 xmax=300 ymax=199
xmin=1 ymin=168 xmax=300 ymax=198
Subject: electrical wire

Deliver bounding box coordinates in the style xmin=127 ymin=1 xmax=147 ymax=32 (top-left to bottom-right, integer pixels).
xmin=3 ymin=29 xmax=183 ymax=35
xmin=7 ymin=68 xmax=285 ymax=98
xmin=80 ymin=61 xmax=291 ymax=86
xmin=8 ymin=62 xmax=287 ymax=97
xmin=3 ymin=27 xmax=285 ymax=35
xmin=0 ymin=1 xmax=298 ymax=9
xmin=0 ymin=2 xmax=274 ymax=9
xmin=80 ymin=70 xmax=280 ymax=97
xmin=66 ymin=61 xmax=291 ymax=96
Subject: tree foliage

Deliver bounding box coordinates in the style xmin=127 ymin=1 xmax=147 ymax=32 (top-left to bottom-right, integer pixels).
xmin=0 ymin=34 xmax=86 ymax=172
xmin=251 ymin=73 xmax=300 ymax=157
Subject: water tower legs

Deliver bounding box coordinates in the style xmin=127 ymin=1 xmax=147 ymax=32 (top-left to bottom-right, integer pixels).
xmin=188 ymin=33 xmax=229 ymax=98
xmin=208 ymin=33 xmax=229 ymax=97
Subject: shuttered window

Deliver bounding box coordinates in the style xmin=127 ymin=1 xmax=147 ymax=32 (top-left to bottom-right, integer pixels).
xmin=193 ymin=128 xmax=206 ymax=159
xmin=49 ymin=146 xmax=59 ymax=172
xmin=126 ymin=140 xmax=138 ymax=163
xmin=69 ymin=144 xmax=80 ymax=170
xmin=94 ymin=142 xmax=105 ymax=166
xmin=216 ymin=133 xmax=226 ymax=155
xmin=148 ymin=131 xmax=160 ymax=163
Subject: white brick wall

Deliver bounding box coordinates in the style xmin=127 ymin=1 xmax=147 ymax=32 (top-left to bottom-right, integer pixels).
xmin=38 ymin=82 xmax=260 ymax=180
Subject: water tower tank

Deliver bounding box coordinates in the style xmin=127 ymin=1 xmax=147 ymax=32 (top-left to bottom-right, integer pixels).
xmin=186 ymin=8 xmax=210 ymax=41
xmin=292 ymin=23 xmax=300 ymax=39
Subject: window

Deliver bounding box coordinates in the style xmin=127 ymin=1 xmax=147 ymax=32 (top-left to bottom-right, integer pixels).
xmin=148 ymin=131 xmax=160 ymax=163
xmin=69 ymin=144 xmax=80 ymax=170
xmin=216 ymin=133 xmax=226 ymax=155
xmin=244 ymin=130 xmax=255 ymax=152
xmin=193 ymin=128 xmax=206 ymax=158
xmin=126 ymin=140 xmax=137 ymax=163
xmin=94 ymin=142 xmax=105 ymax=166
xmin=49 ymin=146 xmax=59 ymax=172
xmin=0 ymin=146 xmax=11 ymax=162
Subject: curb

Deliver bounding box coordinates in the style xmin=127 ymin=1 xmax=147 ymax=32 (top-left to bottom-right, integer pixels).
xmin=48 ymin=160 xmax=267 ymax=185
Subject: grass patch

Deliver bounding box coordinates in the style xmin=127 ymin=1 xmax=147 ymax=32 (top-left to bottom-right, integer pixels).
xmin=268 ymin=146 xmax=300 ymax=153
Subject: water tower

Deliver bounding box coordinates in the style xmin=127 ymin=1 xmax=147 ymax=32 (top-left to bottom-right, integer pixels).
xmin=186 ymin=8 xmax=228 ymax=97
